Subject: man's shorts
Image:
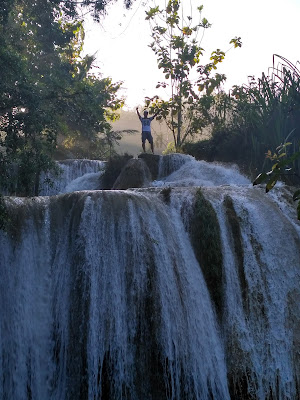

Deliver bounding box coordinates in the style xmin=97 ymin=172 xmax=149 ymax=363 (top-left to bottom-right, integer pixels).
xmin=142 ymin=131 xmax=153 ymax=144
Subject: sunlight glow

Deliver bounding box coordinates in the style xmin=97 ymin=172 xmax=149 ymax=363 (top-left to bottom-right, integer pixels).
xmin=83 ymin=0 xmax=300 ymax=109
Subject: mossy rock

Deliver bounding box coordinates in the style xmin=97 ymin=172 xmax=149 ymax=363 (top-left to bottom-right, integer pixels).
xmin=223 ymin=195 xmax=248 ymax=312
xmin=0 ymin=195 xmax=9 ymax=232
xmin=138 ymin=153 xmax=160 ymax=180
xmin=112 ymin=159 xmax=152 ymax=190
xmin=159 ymin=187 xmax=172 ymax=204
xmin=0 ymin=196 xmax=45 ymax=242
xmin=101 ymin=154 xmax=133 ymax=189
xmin=190 ymin=189 xmax=223 ymax=318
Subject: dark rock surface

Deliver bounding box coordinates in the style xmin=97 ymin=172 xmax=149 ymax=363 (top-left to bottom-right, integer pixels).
xmin=138 ymin=153 xmax=160 ymax=180
xmin=112 ymin=158 xmax=152 ymax=189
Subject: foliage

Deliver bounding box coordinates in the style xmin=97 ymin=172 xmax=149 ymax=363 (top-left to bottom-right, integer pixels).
xmin=185 ymin=55 xmax=300 ymax=178
xmin=183 ymin=126 xmax=246 ymax=165
xmin=59 ymin=129 xmax=137 ymax=160
xmin=162 ymin=141 xmax=177 ymax=155
xmin=0 ymin=0 xmax=63 ymax=195
xmin=0 ymin=0 xmax=124 ymax=196
xmin=145 ymin=0 xmax=241 ymax=150
xmin=65 ymin=0 xmax=135 ymax=21
xmin=184 ymin=54 xmax=300 ymax=219
xmin=253 ymin=142 xmax=300 ymax=219
xmin=228 ymin=57 xmax=300 ymax=170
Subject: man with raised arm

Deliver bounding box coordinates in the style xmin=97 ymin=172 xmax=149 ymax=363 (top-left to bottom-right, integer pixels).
xmin=136 ymin=108 xmax=159 ymax=154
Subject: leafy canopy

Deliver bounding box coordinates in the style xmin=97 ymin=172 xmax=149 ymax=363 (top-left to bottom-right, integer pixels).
xmin=0 ymin=0 xmax=125 ymax=195
xmin=145 ymin=0 xmax=241 ymax=150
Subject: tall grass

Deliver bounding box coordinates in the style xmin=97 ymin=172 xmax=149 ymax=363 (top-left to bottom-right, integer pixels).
xmin=232 ymin=56 xmax=300 ymax=171
xmin=185 ymin=55 xmax=300 ymax=179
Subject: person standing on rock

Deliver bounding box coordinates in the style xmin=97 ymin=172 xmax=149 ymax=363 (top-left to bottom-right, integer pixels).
xmin=136 ymin=108 xmax=159 ymax=153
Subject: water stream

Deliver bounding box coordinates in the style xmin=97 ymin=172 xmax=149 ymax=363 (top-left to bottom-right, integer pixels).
xmin=0 ymin=155 xmax=299 ymax=399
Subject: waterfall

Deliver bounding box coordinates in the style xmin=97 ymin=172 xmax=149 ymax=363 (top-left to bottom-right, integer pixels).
xmin=157 ymin=153 xmax=194 ymax=179
xmin=39 ymin=159 xmax=106 ymax=195
xmin=155 ymin=156 xmax=250 ymax=187
xmin=0 ymin=154 xmax=299 ymax=400
xmin=205 ymin=186 xmax=300 ymax=399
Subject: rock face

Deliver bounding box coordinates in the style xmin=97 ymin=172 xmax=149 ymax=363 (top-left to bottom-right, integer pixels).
xmin=138 ymin=153 xmax=160 ymax=180
xmin=101 ymin=154 xmax=133 ymax=189
xmin=112 ymin=158 xmax=152 ymax=189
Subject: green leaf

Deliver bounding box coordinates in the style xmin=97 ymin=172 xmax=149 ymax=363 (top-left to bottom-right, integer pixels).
xmin=182 ymin=26 xmax=192 ymax=36
xmin=253 ymin=172 xmax=268 ymax=185
xmin=271 ymin=163 xmax=279 ymax=171
xmin=201 ymin=18 xmax=210 ymax=28
xmin=293 ymin=189 xmax=300 ymax=201
xmin=145 ymin=6 xmax=160 ymax=20
xmin=276 ymin=151 xmax=300 ymax=168
xmin=278 ymin=152 xmax=286 ymax=158
xmin=297 ymin=201 xmax=300 ymax=220
xmin=230 ymin=36 xmax=242 ymax=48
xmin=266 ymin=176 xmax=279 ymax=192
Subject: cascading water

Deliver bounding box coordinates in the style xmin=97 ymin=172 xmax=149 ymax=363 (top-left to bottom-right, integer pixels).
xmin=39 ymin=159 xmax=106 ymax=195
xmin=205 ymin=186 xmax=300 ymax=399
xmin=155 ymin=155 xmax=250 ymax=187
xmin=0 ymin=154 xmax=299 ymax=400
xmin=157 ymin=153 xmax=194 ymax=179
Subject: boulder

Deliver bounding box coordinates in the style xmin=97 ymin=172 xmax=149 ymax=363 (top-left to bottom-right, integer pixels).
xmin=138 ymin=153 xmax=160 ymax=180
xmin=112 ymin=158 xmax=152 ymax=190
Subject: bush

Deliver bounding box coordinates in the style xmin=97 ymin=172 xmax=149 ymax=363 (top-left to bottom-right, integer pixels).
xmin=184 ymin=128 xmax=247 ymax=163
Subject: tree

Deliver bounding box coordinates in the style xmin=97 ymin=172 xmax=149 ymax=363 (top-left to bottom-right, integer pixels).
xmin=60 ymin=0 xmax=135 ymax=21
xmin=0 ymin=0 xmax=70 ymax=195
xmin=145 ymin=0 xmax=241 ymax=150
xmin=0 ymin=0 xmax=124 ymax=195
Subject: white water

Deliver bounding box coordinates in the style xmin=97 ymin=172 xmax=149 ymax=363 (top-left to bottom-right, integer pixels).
xmin=0 ymin=192 xmax=229 ymax=400
xmin=154 ymin=155 xmax=250 ymax=187
xmin=205 ymin=186 xmax=300 ymax=399
xmin=39 ymin=159 xmax=105 ymax=195
xmin=0 ymin=154 xmax=299 ymax=400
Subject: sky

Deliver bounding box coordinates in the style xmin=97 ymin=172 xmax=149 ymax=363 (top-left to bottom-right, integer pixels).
xmin=82 ymin=0 xmax=300 ymax=109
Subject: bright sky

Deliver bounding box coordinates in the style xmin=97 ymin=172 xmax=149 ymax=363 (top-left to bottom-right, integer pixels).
xmin=82 ymin=0 xmax=300 ymax=109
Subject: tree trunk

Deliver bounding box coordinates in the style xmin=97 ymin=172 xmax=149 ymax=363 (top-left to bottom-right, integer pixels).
xmin=176 ymin=79 xmax=183 ymax=150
